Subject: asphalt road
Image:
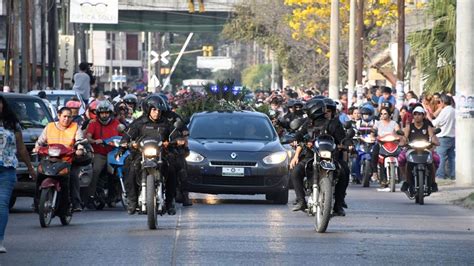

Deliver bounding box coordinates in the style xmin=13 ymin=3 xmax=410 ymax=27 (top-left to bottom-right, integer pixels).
xmin=1 ymin=185 xmax=473 ymax=265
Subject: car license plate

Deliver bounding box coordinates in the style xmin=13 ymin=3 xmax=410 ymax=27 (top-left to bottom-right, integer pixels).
xmin=222 ymin=167 xmax=244 ymax=177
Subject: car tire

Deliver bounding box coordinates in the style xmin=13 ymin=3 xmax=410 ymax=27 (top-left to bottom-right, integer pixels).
xmin=267 ymin=189 xmax=288 ymax=205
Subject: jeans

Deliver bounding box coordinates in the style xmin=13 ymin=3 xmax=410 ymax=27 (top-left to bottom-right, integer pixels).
xmin=436 ymin=137 xmax=455 ymax=178
xmin=0 ymin=166 xmax=16 ymax=241
xmin=89 ymin=154 xmax=108 ymax=199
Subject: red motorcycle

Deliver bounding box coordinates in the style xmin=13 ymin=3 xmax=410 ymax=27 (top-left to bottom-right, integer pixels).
xmin=377 ymin=133 xmax=402 ymax=192
xmin=37 ymin=144 xmax=75 ymax=228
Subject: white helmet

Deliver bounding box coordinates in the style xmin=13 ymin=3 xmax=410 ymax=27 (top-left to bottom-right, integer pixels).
xmin=334 ymin=100 xmax=343 ymax=112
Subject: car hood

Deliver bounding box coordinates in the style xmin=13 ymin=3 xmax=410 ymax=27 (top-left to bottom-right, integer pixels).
xmin=22 ymin=128 xmax=44 ymax=145
xmin=188 ymin=139 xmax=283 ymax=153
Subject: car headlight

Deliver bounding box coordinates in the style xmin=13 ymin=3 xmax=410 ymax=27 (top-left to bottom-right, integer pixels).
xmin=409 ymin=140 xmax=430 ymax=149
xmin=319 ymin=150 xmax=332 ymax=159
xmin=143 ymin=147 xmax=158 ymax=157
xmin=186 ymin=150 xmax=205 ymax=163
xmin=263 ymin=151 xmax=287 ymax=165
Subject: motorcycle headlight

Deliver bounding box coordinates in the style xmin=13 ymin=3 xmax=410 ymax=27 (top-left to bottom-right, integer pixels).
xmin=263 ymin=151 xmax=287 ymax=165
xmin=319 ymin=150 xmax=332 ymax=159
xmin=186 ymin=150 xmax=205 ymax=163
xmin=380 ymin=135 xmax=397 ymax=142
xmin=409 ymin=140 xmax=430 ymax=149
xmin=48 ymin=147 xmax=61 ymax=157
xmin=143 ymin=147 xmax=158 ymax=157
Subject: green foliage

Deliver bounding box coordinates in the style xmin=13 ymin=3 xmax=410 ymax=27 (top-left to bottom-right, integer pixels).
xmin=407 ymin=0 xmax=456 ymax=94
xmin=175 ymin=80 xmax=253 ymax=121
xmin=241 ymin=64 xmax=272 ymax=90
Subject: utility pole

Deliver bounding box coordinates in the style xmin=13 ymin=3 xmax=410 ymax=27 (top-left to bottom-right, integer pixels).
xmin=47 ymin=0 xmax=54 ymax=88
xmin=40 ymin=0 xmax=46 ymax=88
xmin=31 ymin=0 xmax=38 ymax=90
xmin=154 ymin=32 xmax=162 ymax=88
xmin=328 ymin=0 xmax=339 ymax=99
xmin=355 ymin=0 xmax=364 ymax=85
xmin=54 ymin=0 xmax=60 ymax=88
xmin=12 ymin=0 xmax=20 ymax=92
xmin=455 ymin=0 xmax=474 ymax=186
xmin=396 ymin=0 xmax=405 ymax=105
xmin=4 ymin=0 xmax=11 ymax=88
xmin=347 ymin=0 xmax=356 ymax=107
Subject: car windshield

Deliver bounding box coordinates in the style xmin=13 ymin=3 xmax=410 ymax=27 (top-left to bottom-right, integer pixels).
xmin=46 ymin=94 xmax=78 ymax=108
xmin=189 ymin=114 xmax=276 ymax=141
xmin=9 ymin=98 xmax=53 ymax=128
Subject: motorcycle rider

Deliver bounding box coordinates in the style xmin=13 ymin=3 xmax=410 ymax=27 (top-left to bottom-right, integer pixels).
xmin=120 ymin=94 xmax=177 ymax=215
xmin=85 ymin=100 xmax=122 ymax=208
xmin=33 ymin=107 xmax=85 ymax=212
xmin=399 ymin=106 xmax=440 ymax=195
xmin=290 ymin=98 xmax=348 ymax=216
xmin=160 ymin=96 xmax=193 ymax=207
xmin=65 ymin=100 xmax=84 ymax=127
xmin=123 ymin=94 xmax=142 ymax=120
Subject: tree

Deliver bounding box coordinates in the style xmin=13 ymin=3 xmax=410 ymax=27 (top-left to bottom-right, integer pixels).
xmin=407 ymin=0 xmax=456 ymax=94
xmin=221 ymin=0 xmax=331 ymax=88
xmin=242 ymin=64 xmax=272 ymax=89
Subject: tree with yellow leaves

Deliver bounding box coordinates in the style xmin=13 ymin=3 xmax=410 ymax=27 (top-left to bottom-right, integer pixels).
xmin=285 ymin=0 xmax=398 ymax=61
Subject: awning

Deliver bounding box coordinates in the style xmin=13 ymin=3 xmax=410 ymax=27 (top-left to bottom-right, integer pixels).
xmin=91 ymin=10 xmax=230 ymax=33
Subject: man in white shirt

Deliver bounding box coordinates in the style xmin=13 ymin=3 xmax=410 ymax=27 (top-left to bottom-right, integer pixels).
xmin=431 ymin=94 xmax=456 ymax=179
xmin=72 ymin=63 xmax=91 ymax=103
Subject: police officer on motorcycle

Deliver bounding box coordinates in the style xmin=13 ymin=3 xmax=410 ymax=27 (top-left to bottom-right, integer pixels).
xmin=160 ymin=95 xmax=193 ymax=207
xmin=290 ymin=98 xmax=349 ymax=216
xmin=120 ymin=94 xmax=177 ymax=215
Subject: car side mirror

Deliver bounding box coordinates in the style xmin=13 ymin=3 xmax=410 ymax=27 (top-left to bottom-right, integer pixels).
xmin=289 ymin=119 xmax=303 ymax=130
xmin=344 ymin=121 xmax=353 ymax=129
xmin=396 ymin=130 xmax=404 ymax=136
xmin=117 ymin=124 xmax=126 ymax=133
xmin=346 ymin=129 xmax=356 ymax=139
xmin=280 ymin=134 xmax=295 ymax=144
xmin=173 ymin=120 xmax=184 ymax=130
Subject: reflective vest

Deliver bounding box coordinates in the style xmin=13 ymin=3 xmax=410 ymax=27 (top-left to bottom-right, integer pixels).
xmin=45 ymin=122 xmax=78 ymax=148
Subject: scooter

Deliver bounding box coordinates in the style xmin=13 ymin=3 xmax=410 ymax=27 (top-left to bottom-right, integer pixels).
xmin=36 ymin=141 xmax=86 ymax=228
xmin=376 ymin=132 xmax=402 ymax=192
xmin=357 ymin=131 xmax=376 ymax=187
xmin=105 ymin=136 xmax=130 ymax=209
xmin=91 ymin=137 xmax=129 ymax=210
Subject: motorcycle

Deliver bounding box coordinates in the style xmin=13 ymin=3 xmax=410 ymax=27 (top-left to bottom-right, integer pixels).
xmin=90 ymin=136 xmax=129 ymax=210
xmin=357 ymin=131 xmax=376 ymax=187
xmin=307 ymin=133 xmax=338 ymax=233
xmin=36 ymin=140 xmax=86 ymax=228
xmin=376 ymin=132 xmax=402 ymax=192
xmin=406 ymin=128 xmax=441 ymax=205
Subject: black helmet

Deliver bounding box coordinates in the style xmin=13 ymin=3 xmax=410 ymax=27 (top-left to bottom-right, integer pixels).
xmin=142 ymin=94 xmax=168 ymax=116
xmin=123 ymin=94 xmax=138 ymax=106
xmin=360 ymin=104 xmax=375 ymax=122
xmin=157 ymin=93 xmax=171 ymax=111
xmin=287 ymin=99 xmax=296 ymax=108
xmin=293 ymin=100 xmax=304 ymax=109
xmin=323 ymin=98 xmax=337 ymax=112
xmin=305 ymin=99 xmax=326 ymax=120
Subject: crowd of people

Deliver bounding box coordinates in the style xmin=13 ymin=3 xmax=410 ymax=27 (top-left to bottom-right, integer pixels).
xmin=0 ymin=77 xmax=457 ymax=253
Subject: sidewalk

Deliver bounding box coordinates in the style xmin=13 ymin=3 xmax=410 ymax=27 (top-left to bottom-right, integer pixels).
xmin=430 ymin=179 xmax=474 ymax=209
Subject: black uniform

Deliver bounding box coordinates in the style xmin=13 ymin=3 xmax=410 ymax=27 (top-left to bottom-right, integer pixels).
xmin=162 ymin=111 xmax=192 ymax=205
xmin=121 ymin=115 xmax=175 ymax=209
xmin=291 ymin=116 xmax=349 ymax=211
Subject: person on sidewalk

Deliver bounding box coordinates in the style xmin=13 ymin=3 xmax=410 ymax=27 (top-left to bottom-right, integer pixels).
xmin=0 ymin=96 xmax=36 ymax=253
xmin=431 ymin=94 xmax=455 ymax=180
xmin=72 ymin=63 xmax=91 ymax=104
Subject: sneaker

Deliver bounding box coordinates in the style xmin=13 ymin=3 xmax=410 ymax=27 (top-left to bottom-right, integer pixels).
xmin=127 ymin=202 xmax=137 ymax=215
xmin=341 ymin=200 xmax=348 ymax=209
xmin=332 ymin=205 xmax=346 ymax=217
xmin=371 ymin=172 xmax=379 ymax=182
xmin=0 ymin=244 xmax=6 ymax=254
xmin=166 ymin=200 xmax=176 ymax=215
xmin=72 ymin=203 xmax=83 ymax=213
xmin=292 ymin=201 xmax=307 ymax=212
xmin=401 ymin=182 xmax=409 ymax=192
xmin=431 ymin=182 xmax=438 ymax=192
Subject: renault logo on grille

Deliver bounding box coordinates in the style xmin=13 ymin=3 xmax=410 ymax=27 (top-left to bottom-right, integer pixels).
xmin=230 ymin=152 xmax=237 ymax=159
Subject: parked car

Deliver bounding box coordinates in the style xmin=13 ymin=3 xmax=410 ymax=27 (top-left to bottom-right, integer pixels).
xmin=184 ymin=111 xmax=289 ymax=204
xmin=28 ymin=90 xmax=87 ymax=117
xmin=0 ymin=93 xmax=54 ymax=209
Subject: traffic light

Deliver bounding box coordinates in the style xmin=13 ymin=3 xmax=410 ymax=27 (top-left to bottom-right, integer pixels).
xmin=160 ymin=67 xmax=170 ymax=75
xmin=202 ymin=46 xmax=213 ymax=57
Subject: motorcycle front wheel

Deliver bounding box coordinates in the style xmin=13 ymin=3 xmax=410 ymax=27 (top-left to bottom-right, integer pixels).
xmin=146 ymin=174 xmax=158 ymax=229
xmin=314 ymin=173 xmax=333 ymax=233
xmin=362 ymin=160 xmax=371 ymax=187
xmin=60 ymin=207 xmax=72 ymax=226
xmin=417 ymin=169 xmax=425 ymax=205
xmin=39 ymin=188 xmax=55 ymax=228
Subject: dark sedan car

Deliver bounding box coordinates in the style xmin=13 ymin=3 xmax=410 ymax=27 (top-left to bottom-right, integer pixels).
xmin=184 ymin=111 xmax=289 ymax=204
xmin=0 ymin=93 xmax=54 ymax=208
